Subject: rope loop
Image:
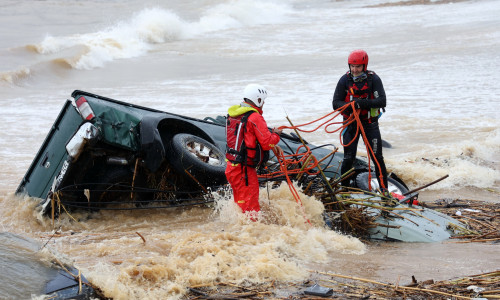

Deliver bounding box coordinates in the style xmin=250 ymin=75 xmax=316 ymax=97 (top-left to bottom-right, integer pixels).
xmin=261 ymin=102 xmax=387 ymax=225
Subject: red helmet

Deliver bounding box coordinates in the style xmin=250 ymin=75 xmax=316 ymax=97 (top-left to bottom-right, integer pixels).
xmin=348 ymin=49 xmax=369 ymax=71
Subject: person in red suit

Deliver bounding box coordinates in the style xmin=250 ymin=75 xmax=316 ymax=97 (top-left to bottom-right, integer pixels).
xmin=225 ymin=84 xmax=283 ymax=219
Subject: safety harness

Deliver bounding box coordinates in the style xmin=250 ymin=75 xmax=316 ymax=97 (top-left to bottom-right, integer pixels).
xmin=345 ymin=70 xmax=384 ymax=123
xmin=225 ymin=111 xmax=268 ymax=185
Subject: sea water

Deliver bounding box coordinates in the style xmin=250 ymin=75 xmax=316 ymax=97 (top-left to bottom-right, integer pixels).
xmin=0 ymin=0 xmax=499 ymax=298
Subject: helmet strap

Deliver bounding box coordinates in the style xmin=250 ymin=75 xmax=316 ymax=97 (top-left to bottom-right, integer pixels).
xmin=243 ymin=98 xmax=256 ymax=106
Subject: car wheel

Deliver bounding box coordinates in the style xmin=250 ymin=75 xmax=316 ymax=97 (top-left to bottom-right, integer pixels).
xmin=354 ymin=172 xmax=408 ymax=196
xmin=168 ymin=133 xmax=227 ymax=186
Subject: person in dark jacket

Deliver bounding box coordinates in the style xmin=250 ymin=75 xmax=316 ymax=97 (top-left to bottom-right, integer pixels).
xmin=332 ymin=49 xmax=389 ymax=191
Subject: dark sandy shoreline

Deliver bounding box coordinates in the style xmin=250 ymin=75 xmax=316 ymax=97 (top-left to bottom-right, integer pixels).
xmin=418 ymin=187 xmax=500 ymax=204
xmin=366 ymin=0 xmax=469 ymax=8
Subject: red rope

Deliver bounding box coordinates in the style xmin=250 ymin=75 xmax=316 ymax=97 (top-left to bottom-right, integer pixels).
xmin=260 ymin=102 xmax=387 ymax=224
xmin=274 ymin=102 xmax=386 ymax=191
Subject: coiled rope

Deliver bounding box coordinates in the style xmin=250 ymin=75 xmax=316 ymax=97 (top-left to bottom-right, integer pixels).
xmin=263 ymin=102 xmax=387 ymax=225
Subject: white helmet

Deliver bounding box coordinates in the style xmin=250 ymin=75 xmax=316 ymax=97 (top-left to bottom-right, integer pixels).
xmin=243 ymin=84 xmax=268 ymax=108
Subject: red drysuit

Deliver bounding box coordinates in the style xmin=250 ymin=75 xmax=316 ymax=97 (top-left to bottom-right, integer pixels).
xmin=225 ymin=103 xmax=280 ymax=215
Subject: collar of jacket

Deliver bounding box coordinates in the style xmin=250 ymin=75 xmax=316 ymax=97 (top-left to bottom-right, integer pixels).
xmin=227 ymin=102 xmax=262 ymax=117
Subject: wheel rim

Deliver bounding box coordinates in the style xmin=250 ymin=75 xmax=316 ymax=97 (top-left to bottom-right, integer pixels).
xmin=186 ymin=141 xmax=223 ymax=166
xmin=369 ymin=178 xmax=403 ymax=194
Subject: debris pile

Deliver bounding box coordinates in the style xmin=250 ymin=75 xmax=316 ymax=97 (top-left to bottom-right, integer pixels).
xmin=185 ymin=270 xmax=500 ymax=299
xmin=310 ymin=270 xmax=500 ymax=300
xmin=184 ymin=198 xmax=499 ymax=299
xmin=425 ymin=198 xmax=500 ymax=243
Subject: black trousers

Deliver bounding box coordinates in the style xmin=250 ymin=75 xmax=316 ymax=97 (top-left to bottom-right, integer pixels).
xmin=340 ymin=120 xmax=388 ymax=189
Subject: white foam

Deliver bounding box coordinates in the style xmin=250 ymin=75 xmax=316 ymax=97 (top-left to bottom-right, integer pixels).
xmin=387 ymin=127 xmax=500 ymax=190
xmin=29 ymin=1 xmax=292 ymax=70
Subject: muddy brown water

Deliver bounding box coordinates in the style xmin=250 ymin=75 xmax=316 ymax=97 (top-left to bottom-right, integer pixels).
xmin=1 ymin=0 xmax=499 ymax=298
xmin=1 ymin=185 xmax=498 ymax=299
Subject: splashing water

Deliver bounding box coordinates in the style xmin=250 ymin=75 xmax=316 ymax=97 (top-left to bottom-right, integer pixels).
xmin=0 ymin=184 xmax=365 ymax=299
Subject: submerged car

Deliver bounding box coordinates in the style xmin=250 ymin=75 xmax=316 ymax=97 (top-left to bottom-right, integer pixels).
xmin=1 ymin=232 xmax=98 ymax=299
xmin=16 ymin=90 xmax=461 ymax=242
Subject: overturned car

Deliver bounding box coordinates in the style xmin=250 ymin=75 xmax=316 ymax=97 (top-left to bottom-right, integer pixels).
xmin=16 ymin=90 xmax=462 ymax=242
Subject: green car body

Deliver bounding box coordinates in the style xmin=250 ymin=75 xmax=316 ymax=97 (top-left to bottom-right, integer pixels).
xmin=16 ymin=90 xmax=462 ymax=242
xmin=16 ymin=90 xmax=359 ymax=212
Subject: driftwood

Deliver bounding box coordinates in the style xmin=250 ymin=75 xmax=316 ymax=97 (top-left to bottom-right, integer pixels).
xmin=185 ymin=270 xmax=500 ymax=299
xmin=403 ymin=174 xmax=449 ymax=196
xmin=183 ymin=186 xmax=499 ymax=299
xmin=426 ymin=198 xmax=500 ymax=243
xmin=136 ymin=231 xmax=146 ymax=244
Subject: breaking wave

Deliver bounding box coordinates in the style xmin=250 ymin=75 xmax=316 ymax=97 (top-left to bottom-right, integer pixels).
xmin=24 ymin=1 xmax=291 ymax=70
xmin=0 ymin=67 xmax=31 ymax=85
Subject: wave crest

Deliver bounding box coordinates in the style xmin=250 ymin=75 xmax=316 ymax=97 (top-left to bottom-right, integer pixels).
xmin=26 ymin=2 xmax=291 ymax=70
xmin=0 ymin=68 xmax=31 ymax=84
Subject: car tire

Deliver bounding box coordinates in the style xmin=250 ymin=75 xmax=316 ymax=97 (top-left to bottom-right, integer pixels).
xmin=168 ymin=133 xmax=227 ymax=186
xmin=354 ymin=172 xmax=408 ymax=195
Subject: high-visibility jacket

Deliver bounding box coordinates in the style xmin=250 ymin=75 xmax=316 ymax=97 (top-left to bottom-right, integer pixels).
xmin=225 ymin=103 xmax=280 ymax=167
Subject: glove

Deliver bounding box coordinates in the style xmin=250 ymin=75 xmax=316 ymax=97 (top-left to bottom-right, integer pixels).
xmin=354 ymin=98 xmax=369 ymax=109
xmin=343 ymin=104 xmax=353 ymax=115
